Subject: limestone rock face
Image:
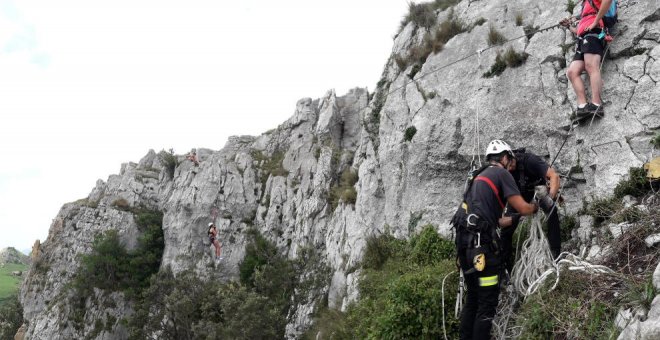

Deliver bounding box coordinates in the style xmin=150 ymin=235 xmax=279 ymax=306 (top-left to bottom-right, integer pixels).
xmin=19 ymin=1 xmax=660 ymax=339
xmin=0 ymin=247 xmax=29 ymax=266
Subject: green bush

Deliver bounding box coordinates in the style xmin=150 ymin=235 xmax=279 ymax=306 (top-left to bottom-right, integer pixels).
xmin=157 ymin=149 xmax=179 ymax=179
xmin=487 ymin=25 xmax=506 ymax=46
xmin=404 ymin=126 xmax=417 ymax=142
xmin=373 ymin=264 xmax=459 ymax=339
xmin=0 ymin=295 xmax=23 ymax=340
xmin=329 ymin=168 xmax=359 ymax=210
xmin=306 ymin=226 xmax=460 ymax=339
xmin=613 ymin=167 xmax=651 ymax=199
xmin=69 ymin=209 xmax=164 ymax=329
xmin=651 ymin=133 xmax=660 ymax=148
xmin=410 ymin=225 xmax=455 ymax=266
xmin=560 ymin=214 xmax=577 ymax=242
xmin=361 ymin=234 xmax=407 ymax=270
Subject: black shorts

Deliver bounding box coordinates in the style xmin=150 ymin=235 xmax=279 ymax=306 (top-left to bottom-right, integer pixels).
xmin=573 ymin=31 xmax=605 ymax=61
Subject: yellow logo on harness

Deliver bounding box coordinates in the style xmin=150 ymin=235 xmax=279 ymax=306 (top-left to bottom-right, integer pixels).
xmin=473 ymin=253 xmax=486 ymax=272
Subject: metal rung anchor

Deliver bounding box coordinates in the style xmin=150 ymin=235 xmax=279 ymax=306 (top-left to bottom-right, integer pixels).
xmin=590 ymin=140 xmax=622 ymax=155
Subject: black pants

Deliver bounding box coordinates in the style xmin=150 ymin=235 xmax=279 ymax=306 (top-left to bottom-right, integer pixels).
xmin=456 ymin=231 xmax=501 ymax=340
xmin=502 ymin=201 xmax=561 ymax=273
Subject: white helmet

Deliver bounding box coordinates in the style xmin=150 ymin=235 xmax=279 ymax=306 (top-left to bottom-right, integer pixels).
xmin=208 ymin=222 xmax=214 ymax=227
xmin=485 ymin=140 xmax=513 ymax=157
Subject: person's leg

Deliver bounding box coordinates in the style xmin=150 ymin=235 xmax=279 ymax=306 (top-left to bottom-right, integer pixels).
xmin=473 ymin=267 xmax=500 ymax=338
xmin=458 ymin=248 xmax=478 ymax=340
xmin=545 ymin=206 xmax=561 ymax=259
xmin=214 ymin=240 xmax=221 ymax=257
xmin=567 ymin=60 xmax=588 ymax=106
xmin=584 ymin=53 xmax=603 ymax=105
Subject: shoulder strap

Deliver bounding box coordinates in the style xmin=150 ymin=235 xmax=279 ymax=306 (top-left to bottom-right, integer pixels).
xmin=475 ymin=176 xmax=505 ymax=209
xmin=588 ymin=0 xmax=599 ymax=11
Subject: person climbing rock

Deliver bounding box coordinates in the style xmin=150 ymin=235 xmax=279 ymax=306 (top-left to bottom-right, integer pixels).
xmin=561 ymin=0 xmax=613 ymax=122
xmin=187 ymin=149 xmax=199 ymax=166
xmin=499 ymin=148 xmax=562 ymax=275
xmin=455 ymin=140 xmax=538 ymax=339
xmin=208 ymin=222 xmax=222 ymax=261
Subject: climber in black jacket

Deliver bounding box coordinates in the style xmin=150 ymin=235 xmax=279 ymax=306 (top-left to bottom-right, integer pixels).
xmin=500 ymin=148 xmax=562 ymax=274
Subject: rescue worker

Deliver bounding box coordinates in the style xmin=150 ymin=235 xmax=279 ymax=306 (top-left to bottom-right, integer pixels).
xmin=455 ymin=140 xmax=538 ymax=339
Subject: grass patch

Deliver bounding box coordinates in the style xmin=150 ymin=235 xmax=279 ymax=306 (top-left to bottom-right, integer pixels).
xmin=395 ymin=10 xmax=466 ymax=72
xmin=487 ymin=25 xmax=506 ymax=46
xmin=483 ymin=47 xmax=529 ymax=78
xmin=252 ymin=150 xmax=289 ymax=188
xmin=404 ymin=126 xmax=417 ymax=142
xmin=515 ymin=13 xmax=523 ymax=26
xmin=472 ymin=17 xmax=487 ymax=30
xmin=515 ymin=271 xmax=621 ymax=339
xmin=399 ymin=0 xmax=461 ymax=30
xmin=567 ymin=0 xmax=576 ymax=14
xmin=559 ymin=214 xmax=578 ymax=242
xmin=0 ymin=263 xmax=27 ymax=302
xmin=613 ymin=167 xmax=652 ymax=199
xmin=651 ymin=133 xmax=660 ymax=148
xmin=523 ymin=24 xmax=540 ymax=40
xmin=111 ymin=198 xmax=130 ymax=211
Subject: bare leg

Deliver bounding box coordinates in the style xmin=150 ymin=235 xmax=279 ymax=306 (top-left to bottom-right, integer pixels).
xmin=567 ymin=60 xmax=588 ymax=105
xmin=214 ymin=240 xmax=221 ymax=257
xmin=584 ymin=53 xmax=603 ymax=104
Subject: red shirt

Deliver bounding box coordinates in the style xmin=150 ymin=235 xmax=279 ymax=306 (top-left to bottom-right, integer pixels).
xmin=577 ymin=0 xmax=605 ymax=36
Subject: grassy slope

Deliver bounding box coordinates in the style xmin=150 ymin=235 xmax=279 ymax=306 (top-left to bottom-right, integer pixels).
xmin=0 ymin=263 xmax=27 ymax=304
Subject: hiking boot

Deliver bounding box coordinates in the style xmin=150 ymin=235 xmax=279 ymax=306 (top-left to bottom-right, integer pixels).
xmin=586 ymin=102 xmax=604 ymax=117
xmin=569 ymin=105 xmax=591 ymax=121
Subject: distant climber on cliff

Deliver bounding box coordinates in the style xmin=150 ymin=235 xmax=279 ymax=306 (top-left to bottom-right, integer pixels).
xmin=208 ymin=222 xmax=222 ymax=261
xmin=187 ymin=149 xmax=199 ymax=166
xmin=560 ymin=0 xmax=615 ymax=124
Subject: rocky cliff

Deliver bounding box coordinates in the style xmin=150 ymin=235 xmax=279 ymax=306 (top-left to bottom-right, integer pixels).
xmin=19 ymin=0 xmax=660 ymax=339
xmin=0 ymin=248 xmax=29 ymax=266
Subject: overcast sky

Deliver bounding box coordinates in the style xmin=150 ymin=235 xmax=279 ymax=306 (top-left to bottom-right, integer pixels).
xmin=0 ymin=0 xmax=420 ymax=251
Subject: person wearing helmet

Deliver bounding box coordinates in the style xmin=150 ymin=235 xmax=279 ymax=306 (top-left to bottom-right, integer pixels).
xmin=455 ymin=139 xmax=538 ymax=339
xmin=500 ymin=147 xmax=562 ymax=274
xmin=208 ymin=222 xmax=222 ymax=260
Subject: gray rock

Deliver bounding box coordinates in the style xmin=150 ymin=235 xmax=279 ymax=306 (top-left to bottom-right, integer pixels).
xmin=609 ymin=222 xmax=634 ymax=239
xmin=576 ymin=215 xmax=594 ymax=244
xmin=646 ymin=234 xmax=660 ymax=248
xmin=654 ymin=262 xmax=660 ymax=291
xmin=622 ymin=195 xmax=638 ymax=208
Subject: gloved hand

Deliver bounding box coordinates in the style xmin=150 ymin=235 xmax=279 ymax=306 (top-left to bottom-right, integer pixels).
xmin=535 ymin=185 xmax=554 ymax=212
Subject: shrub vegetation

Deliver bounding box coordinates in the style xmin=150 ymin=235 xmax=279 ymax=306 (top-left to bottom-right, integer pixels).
xmin=487 ymin=25 xmax=506 ymax=46
xmin=329 ymin=168 xmax=359 ymax=210
xmin=483 ymin=47 xmax=529 ymax=78
xmin=304 ymin=226 xmax=459 ymax=339
xmin=0 ymin=295 xmax=22 ymax=340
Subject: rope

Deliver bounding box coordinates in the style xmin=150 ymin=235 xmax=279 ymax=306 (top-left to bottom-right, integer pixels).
xmin=441 ymin=270 xmax=456 ymax=340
